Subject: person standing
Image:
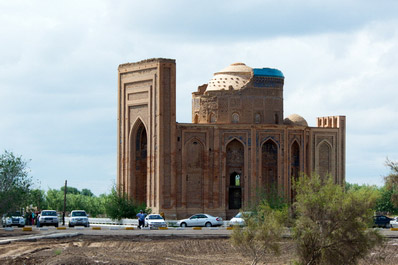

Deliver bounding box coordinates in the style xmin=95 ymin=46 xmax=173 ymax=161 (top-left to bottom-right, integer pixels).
xmin=136 ymin=210 xmax=146 ymax=229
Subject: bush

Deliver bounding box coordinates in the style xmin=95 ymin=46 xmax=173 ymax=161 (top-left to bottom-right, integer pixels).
xmin=105 ymin=186 xmax=150 ymax=220
xmin=293 ymin=174 xmax=383 ymax=265
xmin=230 ymin=200 xmax=288 ymax=265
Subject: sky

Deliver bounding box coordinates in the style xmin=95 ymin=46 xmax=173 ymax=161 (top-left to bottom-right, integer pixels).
xmin=1 ymin=0 xmax=398 ymax=195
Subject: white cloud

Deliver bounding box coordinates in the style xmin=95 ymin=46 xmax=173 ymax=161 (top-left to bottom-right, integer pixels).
xmin=1 ymin=0 xmax=398 ymax=194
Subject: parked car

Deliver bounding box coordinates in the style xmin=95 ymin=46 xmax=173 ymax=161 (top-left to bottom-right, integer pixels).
xmin=229 ymin=212 xmax=252 ymax=226
xmin=2 ymin=212 xmax=25 ymax=227
xmin=144 ymin=214 xmax=167 ymax=229
xmin=177 ymin=214 xmax=223 ymax=227
xmin=390 ymin=216 xmax=398 ymax=228
xmin=68 ymin=210 xmax=90 ymax=227
xmin=373 ymin=215 xmax=393 ymax=228
xmin=38 ymin=210 xmax=59 ymax=227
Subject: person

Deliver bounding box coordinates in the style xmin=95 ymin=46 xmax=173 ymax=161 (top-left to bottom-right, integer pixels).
xmin=136 ymin=210 xmax=146 ymax=229
xmin=160 ymin=212 xmax=165 ymax=220
xmin=36 ymin=212 xmax=40 ymax=227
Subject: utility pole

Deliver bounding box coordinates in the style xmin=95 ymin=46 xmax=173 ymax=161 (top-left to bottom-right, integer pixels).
xmin=62 ymin=180 xmax=67 ymax=226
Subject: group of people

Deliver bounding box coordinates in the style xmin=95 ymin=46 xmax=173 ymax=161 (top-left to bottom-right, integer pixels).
xmin=24 ymin=211 xmax=39 ymax=226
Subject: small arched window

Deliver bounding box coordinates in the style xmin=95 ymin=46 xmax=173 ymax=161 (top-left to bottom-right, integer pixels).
xmin=255 ymin=113 xmax=261 ymax=124
xmin=230 ymin=172 xmax=241 ymax=187
xmin=232 ymin=113 xmax=239 ymax=123
xmin=210 ymin=113 xmax=216 ymax=123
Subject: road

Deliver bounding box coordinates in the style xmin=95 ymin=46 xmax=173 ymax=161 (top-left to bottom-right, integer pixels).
xmin=1 ymin=225 xmax=398 ymax=245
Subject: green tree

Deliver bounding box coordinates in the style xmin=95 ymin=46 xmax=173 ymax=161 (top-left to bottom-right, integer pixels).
xmin=45 ymin=187 xmax=106 ymax=217
xmin=46 ymin=188 xmax=64 ymax=211
xmin=81 ymin=188 xmax=94 ymax=197
xmin=105 ymin=185 xmax=149 ymax=220
xmin=231 ymin=201 xmax=288 ymax=265
xmin=384 ymin=158 xmax=398 ymax=208
xmin=374 ymin=187 xmax=398 ymax=214
xmin=293 ymin=174 xmax=383 ymax=265
xmin=60 ymin=186 xmax=80 ymax=195
xmin=0 ymin=151 xmax=33 ymax=213
xmin=28 ymin=189 xmax=48 ymax=211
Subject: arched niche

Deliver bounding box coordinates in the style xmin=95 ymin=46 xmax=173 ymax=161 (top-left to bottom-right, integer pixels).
xmin=261 ymin=139 xmax=278 ymax=194
xmin=226 ymin=139 xmax=244 ymax=209
xmin=131 ymin=119 xmax=147 ymax=204
xmin=185 ymin=138 xmax=204 ymax=208
xmin=290 ymin=140 xmax=300 ymax=202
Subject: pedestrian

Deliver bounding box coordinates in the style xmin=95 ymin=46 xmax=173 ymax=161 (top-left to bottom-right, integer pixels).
xmin=136 ymin=210 xmax=146 ymax=229
xmin=31 ymin=212 xmax=35 ymax=225
xmin=25 ymin=211 xmax=31 ymax=226
xmin=36 ymin=212 xmax=40 ymax=227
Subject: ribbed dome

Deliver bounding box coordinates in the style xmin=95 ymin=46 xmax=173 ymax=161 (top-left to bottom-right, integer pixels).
xmin=217 ymin=62 xmax=253 ymax=74
xmin=284 ymin=114 xmax=308 ymax=127
xmin=206 ymin=63 xmax=253 ymax=92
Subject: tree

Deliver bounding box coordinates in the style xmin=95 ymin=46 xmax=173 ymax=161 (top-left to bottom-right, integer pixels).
xmin=293 ymin=174 xmax=383 ymax=265
xmin=45 ymin=187 xmax=106 ymax=217
xmin=105 ymin=185 xmax=149 ymax=220
xmin=230 ymin=200 xmax=288 ymax=265
xmin=28 ymin=189 xmax=48 ymax=211
xmin=81 ymin=188 xmax=94 ymax=197
xmin=384 ymin=158 xmax=398 ymax=208
xmin=0 ymin=151 xmax=33 ymax=213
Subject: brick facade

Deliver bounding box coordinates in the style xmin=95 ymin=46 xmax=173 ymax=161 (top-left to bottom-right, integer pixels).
xmin=117 ymin=58 xmax=346 ymax=219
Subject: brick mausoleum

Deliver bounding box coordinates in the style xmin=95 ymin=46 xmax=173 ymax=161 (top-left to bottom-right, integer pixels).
xmin=117 ymin=58 xmax=346 ymax=219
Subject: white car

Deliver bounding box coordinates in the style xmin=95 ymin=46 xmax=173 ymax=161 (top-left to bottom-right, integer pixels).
xmin=177 ymin=214 xmax=223 ymax=227
xmin=2 ymin=212 xmax=25 ymax=227
xmin=68 ymin=210 xmax=90 ymax=227
xmin=144 ymin=214 xmax=167 ymax=229
xmin=390 ymin=216 xmax=398 ymax=228
xmin=229 ymin=212 xmax=252 ymax=226
xmin=39 ymin=210 xmax=59 ymax=227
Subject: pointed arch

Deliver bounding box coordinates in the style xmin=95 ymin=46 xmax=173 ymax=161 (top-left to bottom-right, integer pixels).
xmin=261 ymin=139 xmax=278 ymax=194
xmin=317 ymin=140 xmax=332 ymax=179
xmin=226 ymin=139 xmax=244 ymax=210
xmin=129 ymin=118 xmax=147 ymax=204
xmin=184 ymin=137 xmax=204 ymax=208
xmin=290 ymin=140 xmax=300 ymax=202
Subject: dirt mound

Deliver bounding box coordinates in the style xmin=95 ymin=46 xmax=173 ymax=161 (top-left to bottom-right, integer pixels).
xmin=0 ymin=235 xmax=397 ymax=264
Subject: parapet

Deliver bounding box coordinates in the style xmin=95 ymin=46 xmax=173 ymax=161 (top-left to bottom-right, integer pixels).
xmin=317 ymin=116 xmax=345 ymax=128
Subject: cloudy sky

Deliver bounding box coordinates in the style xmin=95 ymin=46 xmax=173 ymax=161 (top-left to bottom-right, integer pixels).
xmin=1 ymin=0 xmax=398 ymax=195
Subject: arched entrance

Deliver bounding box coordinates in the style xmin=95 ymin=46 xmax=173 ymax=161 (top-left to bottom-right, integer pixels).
xmin=226 ymin=139 xmax=244 ymax=209
xmin=133 ymin=121 xmax=147 ymax=204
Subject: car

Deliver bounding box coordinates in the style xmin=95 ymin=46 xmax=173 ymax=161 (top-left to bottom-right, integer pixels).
xmin=177 ymin=214 xmax=223 ymax=227
xmin=68 ymin=210 xmax=90 ymax=227
xmin=144 ymin=214 xmax=167 ymax=229
xmin=2 ymin=212 xmax=25 ymax=227
xmin=229 ymin=212 xmax=252 ymax=226
xmin=38 ymin=210 xmax=59 ymax=227
xmin=373 ymin=215 xmax=393 ymax=228
xmin=390 ymin=216 xmax=398 ymax=228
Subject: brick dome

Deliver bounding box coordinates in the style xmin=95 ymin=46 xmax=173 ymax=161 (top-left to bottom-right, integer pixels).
xmin=283 ymin=114 xmax=308 ymax=127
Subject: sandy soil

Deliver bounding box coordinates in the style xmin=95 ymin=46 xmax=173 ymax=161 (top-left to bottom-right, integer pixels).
xmin=0 ymin=233 xmax=398 ymax=264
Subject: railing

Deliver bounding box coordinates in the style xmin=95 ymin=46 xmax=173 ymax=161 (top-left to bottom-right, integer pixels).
xmin=80 ymin=218 xmax=224 ymax=227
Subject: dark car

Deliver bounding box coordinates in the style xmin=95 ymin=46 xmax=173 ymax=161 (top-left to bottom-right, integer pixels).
xmin=374 ymin=215 xmax=393 ymax=228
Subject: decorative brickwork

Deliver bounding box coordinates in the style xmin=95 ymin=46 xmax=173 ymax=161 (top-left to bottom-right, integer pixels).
xmin=117 ymin=59 xmax=346 ymax=219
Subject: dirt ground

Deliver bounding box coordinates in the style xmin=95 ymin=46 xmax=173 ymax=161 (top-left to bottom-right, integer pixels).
xmin=1 ymin=232 xmax=398 ymax=264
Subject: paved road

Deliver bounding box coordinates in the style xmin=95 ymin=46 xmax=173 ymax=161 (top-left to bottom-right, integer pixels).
xmin=1 ymin=225 xmax=397 ymax=245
